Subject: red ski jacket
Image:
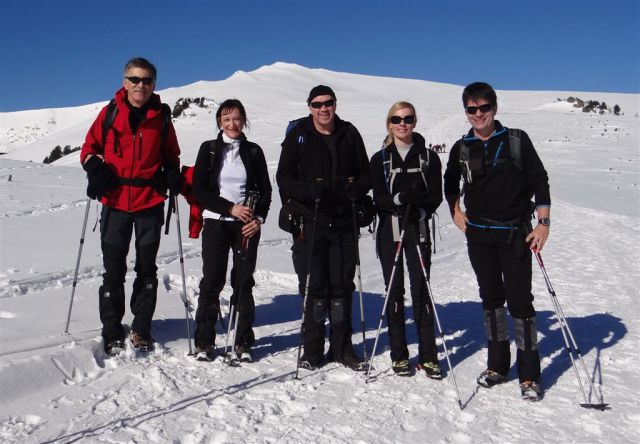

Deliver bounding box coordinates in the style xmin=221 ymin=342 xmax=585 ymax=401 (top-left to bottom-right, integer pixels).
xmin=80 ymin=88 xmax=180 ymax=212
xmin=179 ymin=166 xmax=204 ymax=239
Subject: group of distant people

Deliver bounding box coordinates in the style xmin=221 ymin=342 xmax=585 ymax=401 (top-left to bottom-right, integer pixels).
xmin=80 ymin=57 xmax=550 ymax=400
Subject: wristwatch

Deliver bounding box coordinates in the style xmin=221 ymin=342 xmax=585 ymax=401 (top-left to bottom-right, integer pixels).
xmin=538 ymin=218 xmax=551 ymax=227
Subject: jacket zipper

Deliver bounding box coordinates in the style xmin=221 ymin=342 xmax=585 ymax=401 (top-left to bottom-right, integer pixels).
xmin=128 ymin=132 xmax=138 ymax=212
xmin=138 ymin=131 xmax=143 ymax=161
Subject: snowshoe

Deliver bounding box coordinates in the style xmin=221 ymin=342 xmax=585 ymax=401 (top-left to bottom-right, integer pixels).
xmin=339 ymin=354 xmax=367 ymax=372
xmin=391 ymin=359 xmax=411 ymax=377
xmin=298 ymin=355 xmax=323 ymax=371
xmin=235 ymin=346 xmax=253 ymax=363
xmin=416 ymin=361 xmax=443 ymax=380
xmin=477 ymin=369 xmax=507 ymax=388
xmin=520 ymin=380 xmax=543 ymax=401
xmin=130 ymin=331 xmax=154 ymax=352
xmin=105 ymin=339 xmax=125 ymax=356
xmin=194 ymin=345 xmax=216 ymax=362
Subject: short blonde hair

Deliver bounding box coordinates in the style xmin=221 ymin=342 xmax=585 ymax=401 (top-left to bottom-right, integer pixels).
xmin=383 ymin=101 xmax=417 ymax=147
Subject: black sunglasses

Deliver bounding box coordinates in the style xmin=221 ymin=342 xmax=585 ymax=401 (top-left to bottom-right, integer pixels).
xmin=465 ymin=104 xmax=493 ymax=115
xmin=390 ymin=115 xmax=415 ymax=125
xmin=125 ymin=76 xmax=154 ymax=86
xmin=309 ymin=99 xmax=336 ymax=109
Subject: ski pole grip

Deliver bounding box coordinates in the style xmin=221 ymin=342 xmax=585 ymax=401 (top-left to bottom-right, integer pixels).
xmin=165 ymin=196 xmax=175 ymax=235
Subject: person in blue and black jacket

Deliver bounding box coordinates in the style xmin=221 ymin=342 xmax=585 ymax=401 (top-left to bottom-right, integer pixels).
xmin=444 ymin=82 xmax=551 ymax=401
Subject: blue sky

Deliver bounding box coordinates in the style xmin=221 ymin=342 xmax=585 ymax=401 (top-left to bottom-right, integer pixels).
xmin=0 ymin=0 xmax=638 ymax=112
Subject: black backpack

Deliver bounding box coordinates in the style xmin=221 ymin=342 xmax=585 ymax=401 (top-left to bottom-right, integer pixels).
xmin=459 ymin=128 xmax=523 ymax=184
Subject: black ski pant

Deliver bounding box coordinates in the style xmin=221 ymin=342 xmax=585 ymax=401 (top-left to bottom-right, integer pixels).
xmin=195 ymin=219 xmax=259 ymax=350
xmin=99 ymin=204 xmax=164 ymax=343
xmin=292 ymin=221 xmax=357 ymax=364
xmin=466 ymin=225 xmax=540 ymax=382
xmin=377 ymin=215 xmax=438 ymax=363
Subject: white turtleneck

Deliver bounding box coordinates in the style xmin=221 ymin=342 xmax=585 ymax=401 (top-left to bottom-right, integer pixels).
xmin=202 ymin=133 xmax=247 ymax=221
xmin=395 ymin=140 xmax=413 ymax=161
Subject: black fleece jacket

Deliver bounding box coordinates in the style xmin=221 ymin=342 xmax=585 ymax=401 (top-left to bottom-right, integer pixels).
xmin=276 ymin=115 xmax=371 ymax=219
xmin=443 ymin=120 xmax=550 ymax=221
xmin=369 ymin=132 xmax=442 ymax=217
xmin=193 ymin=131 xmax=272 ymax=221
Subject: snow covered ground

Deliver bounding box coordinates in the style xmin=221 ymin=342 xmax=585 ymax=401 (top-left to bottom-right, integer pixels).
xmin=0 ymin=63 xmax=638 ymax=443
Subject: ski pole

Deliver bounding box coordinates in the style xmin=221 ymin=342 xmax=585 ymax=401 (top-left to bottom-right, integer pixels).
xmin=64 ymin=198 xmax=91 ymax=334
xmin=222 ymin=302 xmax=236 ymax=363
xmin=223 ymin=191 xmax=259 ymax=364
xmin=535 ymin=252 xmax=607 ymax=410
xmin=415 ymin=243 xmax=463 ymax=410
xmin=295 ymin=193 xmax=321 ymax=379
xmin=173 ymin=195 xmax=193 ymax=355
xmin=350 ymin=196 xmax=368 ymax=361
xmin=366 ymin=205 xmax=412 ymax=381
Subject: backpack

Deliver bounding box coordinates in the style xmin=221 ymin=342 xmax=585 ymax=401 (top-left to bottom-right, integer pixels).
xmin=101 ymin=99 xmax=172 ymax=153
xmin=380 ymin=145 xmax=431 ymax=193
xmin=380 ymin=145 xmax=436 ymax=247
xmin=459 ymin=128 xmax=523 ymax=184
xmin=459 ymin=128 xmax=535 ymax=217
xmin=284 ymin=117 xmax=309 ymax=170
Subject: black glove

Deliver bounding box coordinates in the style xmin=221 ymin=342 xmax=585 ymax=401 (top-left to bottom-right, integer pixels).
xmin=164 ymin=167 xmax=184 ymax=196
xmin=83 ymin=156 xmax=117 ymax=200
xmin=345 ymin=182 xmax=363 ymax=201
xmin=308 ymin=180 xmax=324 ymax=201
xmin=398 ymin=189 xmax=429 ymax=206
xmin=399 ymin=204 xmax=422 ymax=222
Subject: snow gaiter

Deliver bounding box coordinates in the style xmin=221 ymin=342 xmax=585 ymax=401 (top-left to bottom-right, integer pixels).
xmin=514 ymin=316 xmax=541 ymax=382
xmin=484 ymin=307 xmax=511 ymax=376
xmin=99 ymin=284 xmax=126 ymax=342
xmin=130 ymin=276 xmax=158 ymax=338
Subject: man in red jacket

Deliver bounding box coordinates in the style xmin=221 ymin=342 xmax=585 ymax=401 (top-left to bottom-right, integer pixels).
xmin=80 ymin=57 xmax=181 ymax=355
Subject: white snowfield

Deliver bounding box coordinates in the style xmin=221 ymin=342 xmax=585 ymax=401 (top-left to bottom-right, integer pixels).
xmin=0 ymin=63 xmax=638 ymax=443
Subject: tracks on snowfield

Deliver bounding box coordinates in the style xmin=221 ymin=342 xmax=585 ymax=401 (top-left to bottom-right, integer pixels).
xmin=0 ymin=237 xmax=293 ymax=299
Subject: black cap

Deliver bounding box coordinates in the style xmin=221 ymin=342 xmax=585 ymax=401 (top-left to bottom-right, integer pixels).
xmin=307 ymin=85 xmax=336 ymax=104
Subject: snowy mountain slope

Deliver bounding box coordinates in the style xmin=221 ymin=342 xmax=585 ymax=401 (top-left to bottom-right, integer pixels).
xmin=0 ymin=63 xmax=639 ymax=443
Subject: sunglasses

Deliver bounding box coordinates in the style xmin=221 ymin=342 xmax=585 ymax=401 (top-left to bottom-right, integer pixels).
xmin=309 ymin=99 xmax=336 ymax=109
xmin=465 ymin=104 xmax=493 ymax=115
xmin=125 ymin=76 xmax=154 ymax=86
xmin=390 ymin=115 xmax=415 ymax=125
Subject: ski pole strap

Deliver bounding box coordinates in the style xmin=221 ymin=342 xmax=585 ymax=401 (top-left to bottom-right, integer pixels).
xmin=165 ymin=196 xmax=175 ymax=235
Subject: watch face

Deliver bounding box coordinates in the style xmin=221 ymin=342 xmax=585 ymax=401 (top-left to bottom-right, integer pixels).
xmin=539 ymin=218 xmax=550 ymax=226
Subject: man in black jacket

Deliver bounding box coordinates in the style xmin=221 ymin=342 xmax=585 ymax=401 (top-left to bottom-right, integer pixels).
xmin=444 ymin=82 xmax=550 ymax=400
xmin=276 ymin=85 xmax=371 ymax=370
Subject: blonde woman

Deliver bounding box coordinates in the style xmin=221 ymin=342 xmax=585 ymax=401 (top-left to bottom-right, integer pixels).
xmin=369 ymin=102 xmax=443 ymax=377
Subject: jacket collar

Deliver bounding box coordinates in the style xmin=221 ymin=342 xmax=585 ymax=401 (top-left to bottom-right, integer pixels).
xmin=114 ymin=87 xmax=162 ymax=118
xmin=302 ymin=114 xmax=351 ymax=138
xmin=385 ymin=132 xmax=427 ymax=160
xmin=463 ymin=120 xmax=507 ymax=142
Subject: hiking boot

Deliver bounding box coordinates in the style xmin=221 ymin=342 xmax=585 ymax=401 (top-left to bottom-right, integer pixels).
xmin=417 ymin=361 xmax=443 ymax=379
xmin=298 ymin=355 xmax=323 ymax=370
xmin=391 ymin=359 xmax=411 ymax=376
xmin=130 ymin=330 xmax=153 ymax=352
xmin=339 ymin=354 xmax=367 ymax=372
xmin=520 ymin=380 xmax=543 ymax=401
xmin=477 ymin=369 xmax=507 ymax=388
xmin=194 ymin=344 xmax=216 ymax=362
xmin=235 ymin=346 xmax=253 ymax=363
xmin=105 ymin=339 xmax=125 ymax=356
